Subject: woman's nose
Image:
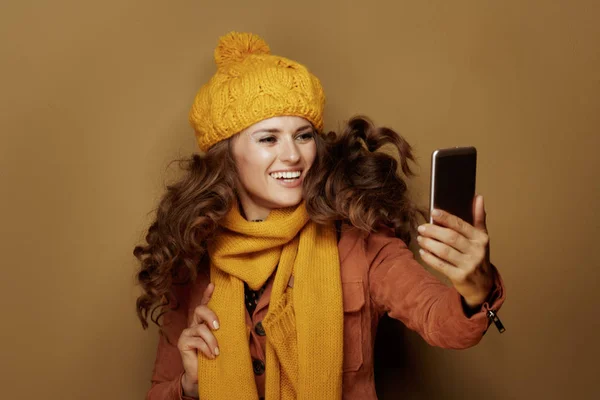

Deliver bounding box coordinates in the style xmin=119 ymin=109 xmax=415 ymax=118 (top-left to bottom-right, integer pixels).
xmin=279 ymin=139 xmax=300 ymax=163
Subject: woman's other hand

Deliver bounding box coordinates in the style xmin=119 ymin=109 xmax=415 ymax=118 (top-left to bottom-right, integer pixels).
xmin=177 ymin=283 xmax=220 ymax=397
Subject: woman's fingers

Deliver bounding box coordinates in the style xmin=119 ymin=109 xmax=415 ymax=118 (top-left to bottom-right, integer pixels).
xmin=472 ymin=194 xmax=488 ymax=232
xmin=419 ymin=207 xmax=489 ymax=261
xmin=416 ymin=235 xmax=464 ymax=266
xmin=191 ymin=323 xmax=220 ymax=357
xmin=179 ymin=282 xmax=220 ymax=362
xmin=192 ymin=283 xmax=219 ymax=329
xmin=417 ymin=223 xmax=470 ymax=254
xmin=191 ymin=304 xmax=220 ymax=330
xmin=187 ymin=337 xmax=215 ymax=360
xmin=200 ymin=282 xmax=215 ymax=306
xmin=428 ymin=208 xmax=486 ymax=242
xmin=418 ymin=206 xmax=489 ymax=281
xmin=418 ymin=248 xmax=460 ymax=280
xmin=180 ymin=324 xmax=219 ymax=359
xmin=178 ymin=333 xmax=215 ymax=360
xmin=417 ymin=223 xmax=486 ymax=273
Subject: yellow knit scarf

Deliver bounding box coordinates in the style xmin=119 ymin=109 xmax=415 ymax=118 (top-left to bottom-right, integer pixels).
xmin=198 ymin=202 xmax=343 ymax=400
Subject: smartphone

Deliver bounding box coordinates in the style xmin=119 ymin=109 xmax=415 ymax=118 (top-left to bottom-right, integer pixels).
xmin=429 ymin=146 xmax=477 ymax=225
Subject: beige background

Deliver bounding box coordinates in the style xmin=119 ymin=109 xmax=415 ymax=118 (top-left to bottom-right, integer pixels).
xmin=1 ymin=0 xmax=598 ymax=399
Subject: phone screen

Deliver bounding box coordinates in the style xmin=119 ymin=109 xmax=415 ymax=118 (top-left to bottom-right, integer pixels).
xmin=430 ymin=148 xmax=477 ymax=225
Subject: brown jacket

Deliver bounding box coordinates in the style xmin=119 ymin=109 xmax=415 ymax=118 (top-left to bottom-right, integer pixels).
xmin=147 ymin=226 xmax=506 ymax=399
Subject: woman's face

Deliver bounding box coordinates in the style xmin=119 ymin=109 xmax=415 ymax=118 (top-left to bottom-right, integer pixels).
xmin=231 ymin=116 xmax=317 ymax=220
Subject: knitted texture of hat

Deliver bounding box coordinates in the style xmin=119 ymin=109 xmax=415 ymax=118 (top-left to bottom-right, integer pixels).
xmin=189 ymin=32 xmax=326 ymax=152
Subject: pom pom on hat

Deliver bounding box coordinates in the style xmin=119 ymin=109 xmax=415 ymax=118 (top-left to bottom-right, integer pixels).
xmin=214 ymin=32 xmax=271 ymax=69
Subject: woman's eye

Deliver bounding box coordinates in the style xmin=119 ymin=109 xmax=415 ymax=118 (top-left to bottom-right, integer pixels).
xmin=297 ymin=132 xmax=315 ymax=141
xmin=259 ymin=136 xmax=277 ymax=144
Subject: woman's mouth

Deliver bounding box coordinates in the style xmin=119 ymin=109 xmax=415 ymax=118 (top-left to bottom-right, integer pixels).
xmin=269 ymin=170 xmax=303 ymax=187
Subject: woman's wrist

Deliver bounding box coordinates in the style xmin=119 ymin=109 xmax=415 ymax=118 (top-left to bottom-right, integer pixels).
xmin=181 ymin=373 xmax=199 ymax=398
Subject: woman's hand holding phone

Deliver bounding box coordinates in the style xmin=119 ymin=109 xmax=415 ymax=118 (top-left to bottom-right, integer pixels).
xmin=416 ymin=194 xmax=494 ymax=309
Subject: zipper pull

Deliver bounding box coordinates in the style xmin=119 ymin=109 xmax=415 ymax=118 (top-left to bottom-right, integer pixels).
xmin=486 ymin=309 xmax=506 ymax=333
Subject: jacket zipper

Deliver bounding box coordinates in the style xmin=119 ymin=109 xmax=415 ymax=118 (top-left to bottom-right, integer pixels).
xmin=486 ymin=308 xmax=506 ymax=333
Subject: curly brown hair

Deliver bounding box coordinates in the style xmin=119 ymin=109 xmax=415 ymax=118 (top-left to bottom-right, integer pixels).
xmin=133 ymin=116 xmax=425 ymax=329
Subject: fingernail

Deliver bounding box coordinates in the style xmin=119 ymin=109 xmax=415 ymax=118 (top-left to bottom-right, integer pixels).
xmin=416 ymin=235 xmax=423 ymax=242
xmin=214 ymin=347 xmax=220 ymax=356
xmin=419 ymin=249 xmax=425 ymax=255
xmin=432 ymin=209 xmax=441 ymax=217
xmin=213 ymin=320 xmax=220 ymax=330
xmin=417 ymin=225 xmax=425 ymax=233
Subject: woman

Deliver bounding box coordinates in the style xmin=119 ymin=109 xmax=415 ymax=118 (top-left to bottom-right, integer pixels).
xmin=134 ymin=32 xmax=505 ymax=400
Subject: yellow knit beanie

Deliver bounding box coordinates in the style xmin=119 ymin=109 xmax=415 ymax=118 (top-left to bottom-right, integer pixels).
xmin=189 ymin=32 xmax=326 ymax=152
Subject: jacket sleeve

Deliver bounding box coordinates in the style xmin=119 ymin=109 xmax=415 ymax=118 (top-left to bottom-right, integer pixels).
xmin=146 ymin=290 xmax=198 ymax=400
xmin=367 ymin=231 xmax=506 ymax=349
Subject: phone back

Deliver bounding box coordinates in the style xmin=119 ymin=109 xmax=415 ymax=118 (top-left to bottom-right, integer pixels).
xmin=429 ymin=147 xmax=477 ymax=225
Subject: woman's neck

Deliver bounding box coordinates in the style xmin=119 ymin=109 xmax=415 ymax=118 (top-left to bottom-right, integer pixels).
xmin=237 ymin=193 xmax=271 ymax=221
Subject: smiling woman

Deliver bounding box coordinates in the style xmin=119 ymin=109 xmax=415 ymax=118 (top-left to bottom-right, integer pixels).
xmin=133 ymin=31 xmax=506 ymax=400
xmin=232 ymin=116 xmax=317 ymax=220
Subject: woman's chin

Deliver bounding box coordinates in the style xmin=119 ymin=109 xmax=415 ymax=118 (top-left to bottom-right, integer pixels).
xmin=267 ymin=193 xmax=304 ymax=209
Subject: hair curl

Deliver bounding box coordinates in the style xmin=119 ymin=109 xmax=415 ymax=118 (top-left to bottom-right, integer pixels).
xmin=134 ymin=116 xmax=425 ymax=329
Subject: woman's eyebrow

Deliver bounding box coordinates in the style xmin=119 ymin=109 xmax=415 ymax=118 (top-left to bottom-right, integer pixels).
xmin=295 ymin=125 xmax=313 ymax=132
xmin=251 ymin=128 xmax=280 ymax=135
xmin=250 ymin=125 xmax=312 ymax=135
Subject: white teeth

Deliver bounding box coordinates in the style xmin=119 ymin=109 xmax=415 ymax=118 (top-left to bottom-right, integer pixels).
xmin=270 ymin=171 xmax=301 ymax=179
